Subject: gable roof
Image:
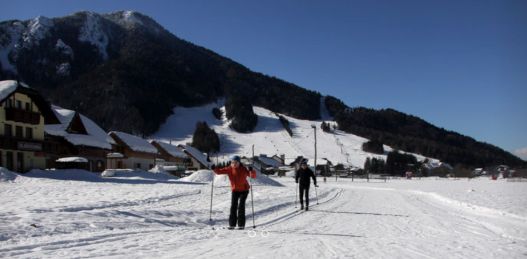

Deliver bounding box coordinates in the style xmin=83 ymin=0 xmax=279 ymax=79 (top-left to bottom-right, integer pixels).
xmin=0 ymin=80 xmax=59 ymax=124
xmin=256 ymin=155 xmax=283 ymax=168
xmin=177 ymin=144 xmax=211 ymax=167
xmin=45 ymin=105 xmax=112 ymax=149
xmin=109 ymin=131 xmax=158 ymax=154
xmin=151 ymin=141 xmax=187 ymax=158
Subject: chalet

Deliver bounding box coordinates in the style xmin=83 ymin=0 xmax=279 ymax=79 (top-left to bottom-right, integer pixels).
xmin=177 ymin=144 xmax=212 ymax=170
xmin=253 ymin=154 xmax=284 ymax=174
xmin=108 ymin=131 xmax=159 ymax=171
xmin=0 ymin=80 xmax=59 ymax=172
xmin=150 ymin=140 xmax=189 ymax=167
xmin=44 ymin=106 xmax=113 ymax=171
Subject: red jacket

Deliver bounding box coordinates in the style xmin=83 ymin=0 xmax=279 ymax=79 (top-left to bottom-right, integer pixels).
xmin=214 ymin=165 xmax=257 ymax=192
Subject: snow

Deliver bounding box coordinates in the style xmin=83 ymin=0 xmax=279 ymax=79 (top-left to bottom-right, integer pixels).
xmin=0 ymin=167 xmax=18 ymax=182
xmin=1 ymin=172 xmax=525 ymax=258
xmin=179 ymin=144 xmax=212 ymax=167
xmin=106 ymin=152 xmax=124 ymax=158
xmin=22 ymin=16 xmax=53 ymax=47
xmin=179 ymin=169 xmax=282 ymax=187
xmin=54 ymin=39 xmax=74 ymax=58
xmin=152 ymin=141 xmax=187 ymax=158
xmin=151 ymin=103 xmax=440 ymax=169
xmin=0 ymin=80 xmax=19 ymax=101
xmin=257 ymin=155 xmax=282 ymax=167
xmin=55 ymin=62 xmax=70 ymax=76
xmin=110 ymin=131 xmax=158 ymax=154
xmin=0 ymin=21 xmax=24 ymax=73
xmin=179 ymin=169 xmax=215 ymax=183
xmin=78 ymin=12 xmax=108 ymax=60
xmin=56 ymin=157 xmax=89 ymax=163
xmin=45 ymin=106 xmax=113 ymax=150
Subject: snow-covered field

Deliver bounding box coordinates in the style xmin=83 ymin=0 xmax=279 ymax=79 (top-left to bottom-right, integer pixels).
xmin=1 ymin=169 xmax=526 ymax=258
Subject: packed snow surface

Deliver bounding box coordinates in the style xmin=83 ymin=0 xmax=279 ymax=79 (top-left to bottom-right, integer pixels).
xmin=179 ymin=169 xmax=282 ymax=187
xmin=0 ymin=168 xmax=18 ymax=182
xmin=1 ymin=171 xmax=526 ymax=258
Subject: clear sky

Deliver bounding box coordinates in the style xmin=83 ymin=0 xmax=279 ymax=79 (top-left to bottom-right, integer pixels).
xmin=1 ymin=0 xmax=526 ymax=159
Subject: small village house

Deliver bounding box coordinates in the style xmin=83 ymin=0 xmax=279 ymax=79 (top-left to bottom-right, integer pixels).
xmin=44 ymin=106 xmax=113 ymax=172
xmin=108 ymin=131 xmax=159 ymax=171
xmin=177 ymin=144 xmax=211 ymax=170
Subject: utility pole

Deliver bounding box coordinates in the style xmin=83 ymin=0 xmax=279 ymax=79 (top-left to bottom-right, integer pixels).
xmin=311 ymin=125 xmax=322 ymax=182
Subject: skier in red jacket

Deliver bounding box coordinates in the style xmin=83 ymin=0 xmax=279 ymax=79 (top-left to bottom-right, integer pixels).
xmin=213 ymin=155 xmax=256 ymax=229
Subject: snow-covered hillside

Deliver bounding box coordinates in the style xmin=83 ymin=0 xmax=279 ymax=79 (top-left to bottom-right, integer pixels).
xmin=1 ymin=169 xmax=526 ymax=258
xmin=151 ymin=102 xmax=439 ymax=168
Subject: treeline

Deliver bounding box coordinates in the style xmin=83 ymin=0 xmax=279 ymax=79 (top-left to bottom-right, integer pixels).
xmin=191 ymin=121 xmax=220 ymax=154
xmin=277 ymin=114 xmax=293 ymax=136
xmin=364 ymin=151 xmax=418 ymax=176
xmin=325 ymin=96 xmax=525 ymax=167
xmin=225 ymin=95 xmax=257 ymax=133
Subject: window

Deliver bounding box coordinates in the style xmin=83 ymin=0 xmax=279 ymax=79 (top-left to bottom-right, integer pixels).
xmin=5 ymin=99 xmax=12 ymax=108
xmin=135 ymin=163 xmax=141 ymax=169
xmin=16 ymin=100 xmax=22 ymax=109
xmin=6 ymin=152 xmax=13 ymax=171
xmin=16 ymin=126 xmax=23 ymax=138
xmin=16 ymin=152 xmax=24 ymax=172
xmin=4 ymin=124 xmax=12 ymax=137
xmin=25 ymin=127 xmax=33 ymax=139
xmin=25 ymin=102 xmax=30 ymax=111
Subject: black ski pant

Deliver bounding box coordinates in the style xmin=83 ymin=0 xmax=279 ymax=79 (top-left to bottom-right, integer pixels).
xmin=230 ymin=190 xmax=249 ymax=227
xmin=299 ymin=184 xmax=310 ymax=208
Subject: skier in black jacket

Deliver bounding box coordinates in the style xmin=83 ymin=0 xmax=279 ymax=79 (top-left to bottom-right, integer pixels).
xmin=295 ymin=160 xmax=318 ymax=211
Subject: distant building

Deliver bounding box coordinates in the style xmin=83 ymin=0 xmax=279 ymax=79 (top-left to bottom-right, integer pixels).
xmin=108 ymin=131 xmax=159 ymax=171
xmin=177 ymin=144 xmax=211 ymax=170
xmin=150 ymin=140 xmax=189 ymax=166
xmin=253 ymin=154 xmax=284 ymax=174
xmin=0 ymin=80 xmax=59 ymax=172
xmin=44 ymin=106 xmax=113 ymax=172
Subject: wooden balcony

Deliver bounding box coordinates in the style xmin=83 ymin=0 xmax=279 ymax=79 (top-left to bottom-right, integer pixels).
xmin=0 ymin=136 xmax=43 ymax=151
xmin=5 ymin=107 xmax=41 ymax=125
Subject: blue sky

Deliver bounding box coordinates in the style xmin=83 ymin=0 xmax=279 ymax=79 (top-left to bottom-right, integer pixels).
xmin=1 ymin=0 xmax=526 ymax=159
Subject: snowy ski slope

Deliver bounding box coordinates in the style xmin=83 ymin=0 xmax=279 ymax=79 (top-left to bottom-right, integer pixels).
xmin=151 ymin=101 xmax=438 ymax=168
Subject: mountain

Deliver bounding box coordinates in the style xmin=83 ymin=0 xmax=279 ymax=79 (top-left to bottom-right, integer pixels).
xmin=0 ymin=11 xmax=523 ymax=168
xmin=0 ymin=11 xmax=320 ymax=135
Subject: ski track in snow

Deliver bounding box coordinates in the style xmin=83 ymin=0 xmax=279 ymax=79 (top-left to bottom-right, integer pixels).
xmin=1 ymin=176 xmax=526 ymax=258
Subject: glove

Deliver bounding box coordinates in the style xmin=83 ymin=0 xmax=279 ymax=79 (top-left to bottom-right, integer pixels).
xmin=210 ymin=164 xmax=216 ymax=170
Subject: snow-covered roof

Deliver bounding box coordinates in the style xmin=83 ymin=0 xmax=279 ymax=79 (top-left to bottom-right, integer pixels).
xmin=178 ymin=145 xmax=211 ymax=167
xmin=45 ymin=106 xmax=112 ymax=149
xmin=56 ymin=157 xmax=88 ymax=163
xmin=152 ymin=141 xmax=187 ymax=158
xmin=110 ymin=131 xmax=158 ymax=154
xmin=0 ymin=80 xmax=29 ymax=101
xmin=257 ymin=155 xmax=283 ymax=168
xmin=107 ymin=152 xmax=124 ymax=158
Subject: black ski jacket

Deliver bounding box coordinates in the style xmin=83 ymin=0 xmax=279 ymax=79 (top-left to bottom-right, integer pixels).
xmin=295 ymin=167 xmax=317 ymax=187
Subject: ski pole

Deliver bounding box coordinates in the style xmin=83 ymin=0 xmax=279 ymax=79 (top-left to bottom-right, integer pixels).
xmin=250 ymin=177 xmax=256 ymax=228
xmin=315 ymin=184 xmax=319 ymax=205
xmin=209 ymin=163 xmax=215 ymax=222
xmin=295 ymin=181 xmax=298 ymax=208
xmin=250 ymin=145 xmax=256 ymax=228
